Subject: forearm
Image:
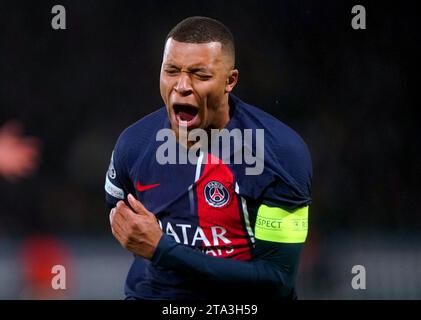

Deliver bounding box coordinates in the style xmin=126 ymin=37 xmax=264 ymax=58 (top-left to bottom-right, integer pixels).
xmin=151 ymin=235 xmax=301 ymax=290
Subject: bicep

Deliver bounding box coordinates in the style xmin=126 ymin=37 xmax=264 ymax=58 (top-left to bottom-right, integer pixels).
xmin=251 ymin=204 xmax=309 ymax=286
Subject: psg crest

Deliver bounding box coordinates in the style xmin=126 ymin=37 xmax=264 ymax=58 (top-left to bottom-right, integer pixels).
xmin=204 ymin=180 xmax=230 ymax=208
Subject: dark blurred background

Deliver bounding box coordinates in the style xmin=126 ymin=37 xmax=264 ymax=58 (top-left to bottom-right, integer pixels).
xmin=0 ymin=0 xmax=419 ymax=299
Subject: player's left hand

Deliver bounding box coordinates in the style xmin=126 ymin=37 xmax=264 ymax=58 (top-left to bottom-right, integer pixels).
xmin=109 ymin=193 xmax=163 ymax=260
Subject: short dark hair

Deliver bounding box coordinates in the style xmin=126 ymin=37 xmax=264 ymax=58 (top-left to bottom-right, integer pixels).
xmin=166 ymin=16 xmax=235 ymax=66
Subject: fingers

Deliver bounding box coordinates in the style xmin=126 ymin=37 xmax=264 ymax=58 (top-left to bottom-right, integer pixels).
xmin=110 ymin=217 xmax=124 ymax=243
xmin=109 ymin=207 xmax=115 ymax=225
xmin=115 ymin=200 xmax=134 ymax=220
xmin=112 ymin=200 xmax=147 ymax=231
xmin=109 ymin=208 xmax=120 ymax=237
xmin=111 ymin=204 xmax=131 ymax=231
xmin=110 ymin=207 xmax=129 ymax=243
xmin=127 ymin=193 xmax=150 ymax=216
xmin=111 ymin=196 xmax=155 ymax=235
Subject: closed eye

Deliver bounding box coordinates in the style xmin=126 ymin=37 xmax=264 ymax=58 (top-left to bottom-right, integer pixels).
xmin=164 ymin=68 xmax=180 ymax=75
xmin=194 ymin=73 xmax=212 ymax=80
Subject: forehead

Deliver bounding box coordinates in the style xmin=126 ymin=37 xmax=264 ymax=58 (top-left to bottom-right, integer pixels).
xmin=162 ymin=38 xmax=223 ymax=67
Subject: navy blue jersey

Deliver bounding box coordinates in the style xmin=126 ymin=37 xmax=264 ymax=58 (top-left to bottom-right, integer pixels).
xmin=105 ymin=94 xmax=312 ymax=299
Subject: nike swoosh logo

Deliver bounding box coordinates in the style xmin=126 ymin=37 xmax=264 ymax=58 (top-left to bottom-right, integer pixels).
xmin=136 ymin=181 xmax=160 ymax=192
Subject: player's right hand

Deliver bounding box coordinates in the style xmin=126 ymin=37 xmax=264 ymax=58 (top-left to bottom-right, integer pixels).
xmin=109 ymin=194 xmax=163 ymax=259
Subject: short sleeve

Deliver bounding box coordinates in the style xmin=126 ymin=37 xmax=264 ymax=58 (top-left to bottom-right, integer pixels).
xmin=104 ymin=151 xmax=125 ymax=207
xmin=236 ymin=128 xmax=312 ymax=210
xmin=260 ymin=134 xmax=313 ymax=210
xmin=104 ymin=135 xmax=135 ymax=208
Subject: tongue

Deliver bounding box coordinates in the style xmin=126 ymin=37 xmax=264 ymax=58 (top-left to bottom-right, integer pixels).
xmin=179 ymin=111 xmax=195 ymax=122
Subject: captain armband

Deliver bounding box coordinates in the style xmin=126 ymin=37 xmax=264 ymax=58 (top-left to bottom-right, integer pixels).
xmin=254 ymin=204 xmax=309 ymax=243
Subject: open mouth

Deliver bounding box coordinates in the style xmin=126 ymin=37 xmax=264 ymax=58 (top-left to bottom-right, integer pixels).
xmin=173 ymin=103 xmax=199 ymax=125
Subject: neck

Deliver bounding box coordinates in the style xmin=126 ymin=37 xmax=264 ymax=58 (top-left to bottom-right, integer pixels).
xmin=211 ymin=95 xmax=231 ymax=130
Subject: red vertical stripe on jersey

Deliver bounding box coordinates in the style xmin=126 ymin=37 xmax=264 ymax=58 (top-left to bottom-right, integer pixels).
xmin=195 ymin=153 xmax=251 ymax=261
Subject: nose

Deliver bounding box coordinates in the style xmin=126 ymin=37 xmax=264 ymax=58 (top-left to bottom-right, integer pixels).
xmin=174 ymin=72 xmax=193 ymax=96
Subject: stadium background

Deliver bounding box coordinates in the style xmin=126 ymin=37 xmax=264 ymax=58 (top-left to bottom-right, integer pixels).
xmin=0 ymin=0 xmax=419 ymax=299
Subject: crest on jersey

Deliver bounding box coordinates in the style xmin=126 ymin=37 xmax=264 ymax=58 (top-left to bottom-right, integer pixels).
xmin=108 ymin=151 xmax=116 ymax=179
xmin=204 ymin=180 xmax=230 ymax=208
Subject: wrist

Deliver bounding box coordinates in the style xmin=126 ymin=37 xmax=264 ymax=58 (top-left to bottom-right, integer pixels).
xmin=150 ymin=234 xmax=177 ymax=266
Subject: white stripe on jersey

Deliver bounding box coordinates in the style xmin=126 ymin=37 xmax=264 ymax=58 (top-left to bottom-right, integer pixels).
xmin=235 ymin=182 xmax=255 ymax=243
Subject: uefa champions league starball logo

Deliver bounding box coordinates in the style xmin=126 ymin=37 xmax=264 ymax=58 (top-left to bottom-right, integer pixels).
xmin=108 ymin=152 xmax=116 ymax=179
xmin=204 ymin=181 xmax=230 ymax=208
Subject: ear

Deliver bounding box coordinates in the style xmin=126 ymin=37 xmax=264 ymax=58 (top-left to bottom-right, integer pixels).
xmin=225 ymin=69 xmax=239 ymax=93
